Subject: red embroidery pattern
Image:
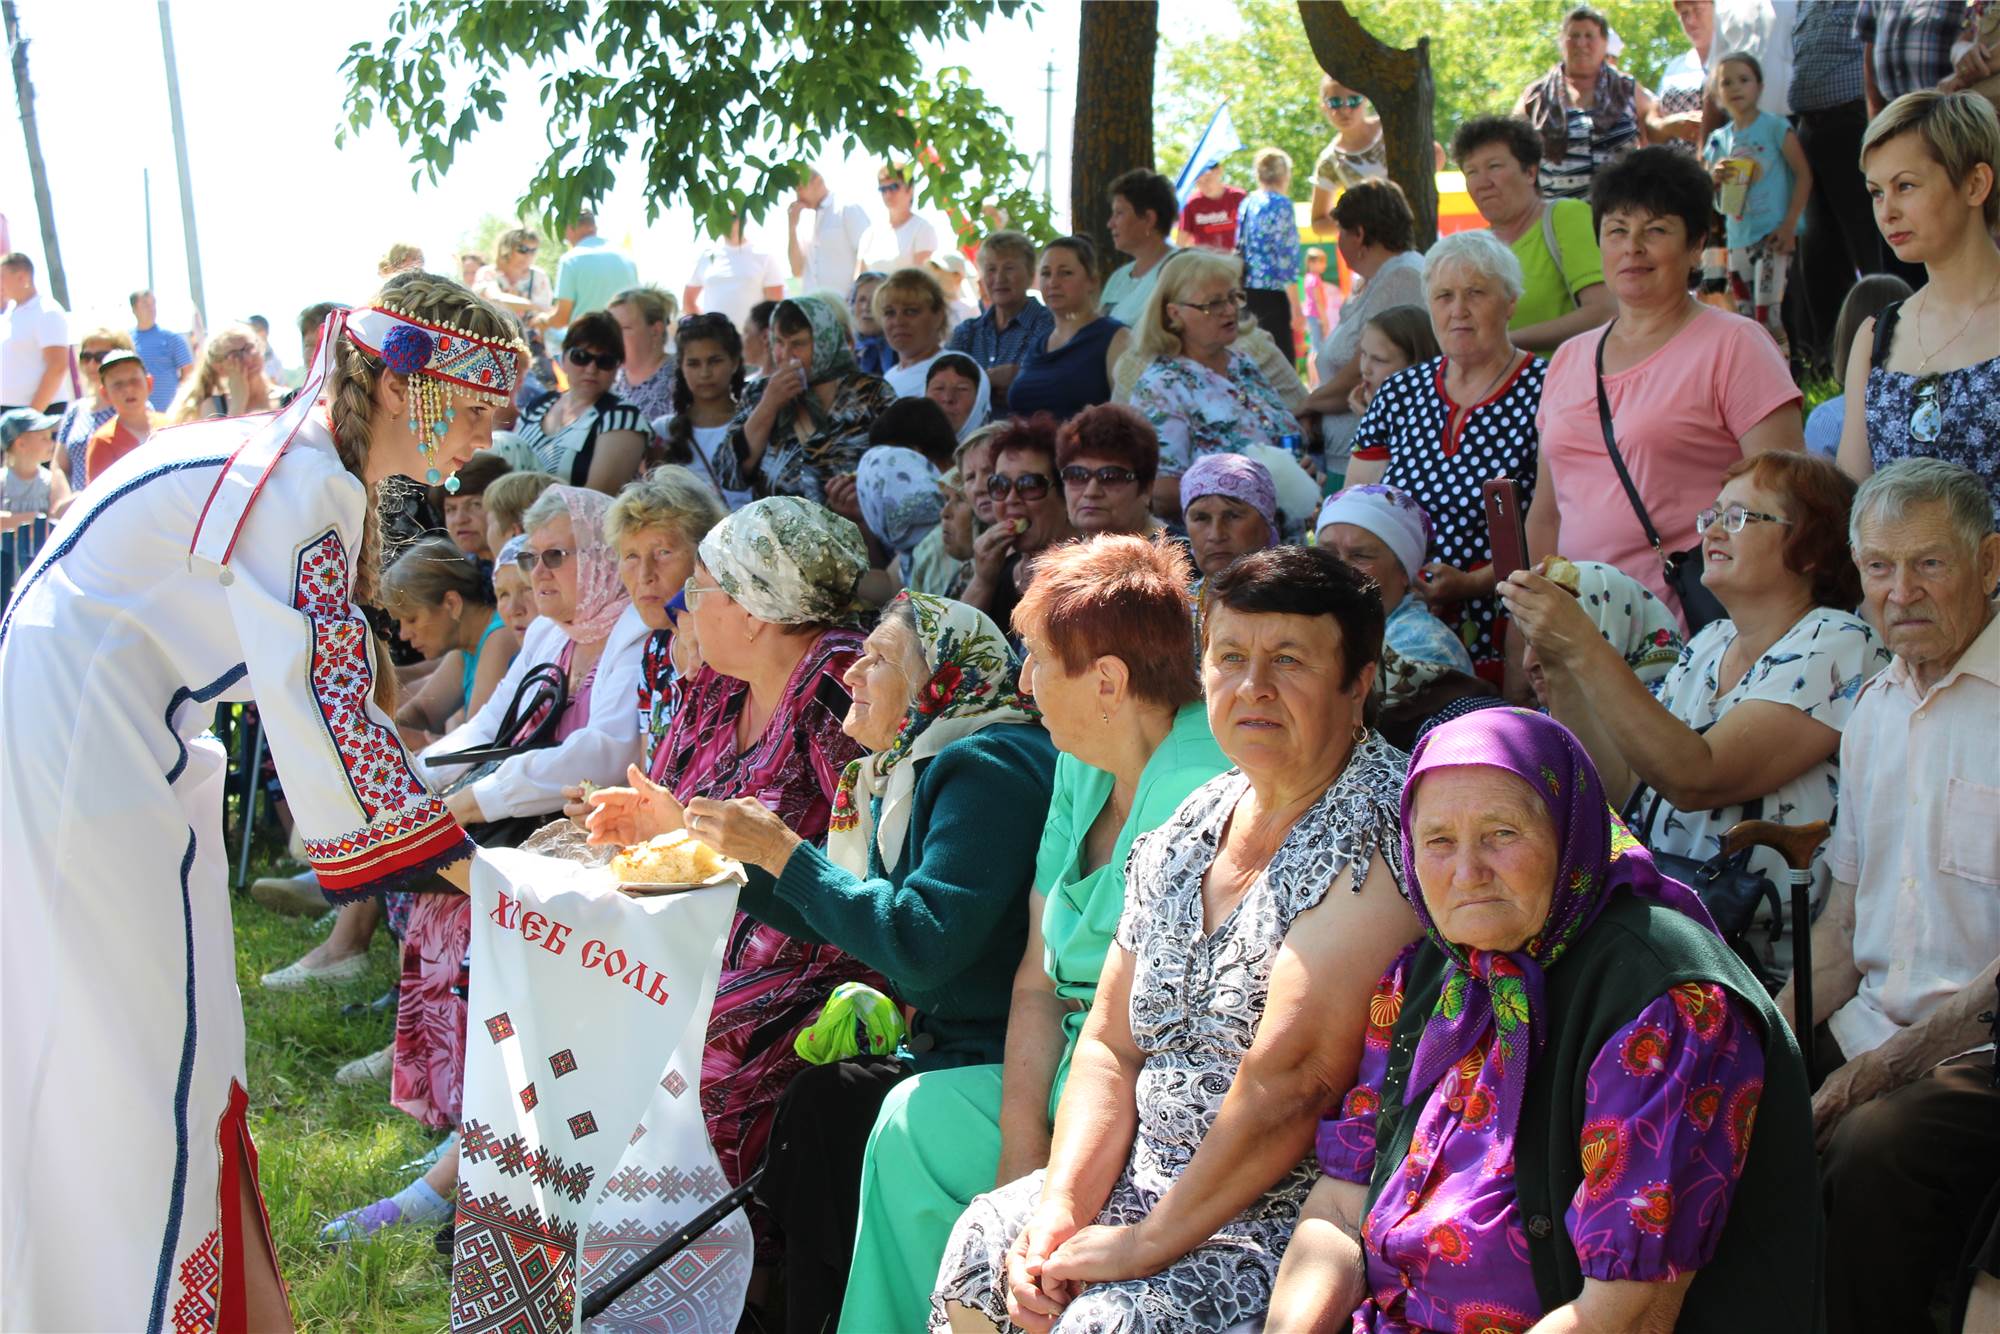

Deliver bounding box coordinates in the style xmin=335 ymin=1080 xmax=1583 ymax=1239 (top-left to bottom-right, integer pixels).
xmin=170 ymin=1228 xmax=222 ymax=1334
xmin=290 ymin=530 xmax=466 ymax=890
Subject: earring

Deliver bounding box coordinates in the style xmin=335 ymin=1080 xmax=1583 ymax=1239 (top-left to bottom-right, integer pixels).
xmin=1100 ymin=710 xmax=1110 ymax=724
xmin=1352 ymin=722 xmax=1368 ymax=744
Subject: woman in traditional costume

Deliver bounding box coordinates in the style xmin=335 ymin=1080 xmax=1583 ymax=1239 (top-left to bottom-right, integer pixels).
xmin=0 ymin=273 xmax=525 ymax=1331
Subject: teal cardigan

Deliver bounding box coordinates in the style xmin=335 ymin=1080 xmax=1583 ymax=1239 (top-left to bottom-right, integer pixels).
xmin=737 ymin=722 xmax=1057 ymax=1071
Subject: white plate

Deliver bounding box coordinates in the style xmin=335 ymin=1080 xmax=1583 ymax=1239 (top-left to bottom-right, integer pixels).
xmin=611 ymin=864 xmax=746 ymax=895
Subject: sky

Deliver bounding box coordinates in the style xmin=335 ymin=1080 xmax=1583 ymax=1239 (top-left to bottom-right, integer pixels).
xmin=2 ymin=0 xmax=1238 ymax=363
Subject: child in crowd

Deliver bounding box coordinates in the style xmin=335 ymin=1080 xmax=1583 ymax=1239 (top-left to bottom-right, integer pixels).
xmin=1346 ymin=304 xmax=1441 ymax=419
xmin=1805 ymin=274 xmax=1913 ymax=457
xmin=849 ymin=270 xmax=892 ymax=376
xmin=1704 ymin=51 xmax=1811 ymax=353
xmin=1302 ymin=247 xmax=1337 ymax=372
xmin=0 ymin=410 xmax=70 ymax=563
xmin=653 ymin=312 xmax=749 ymax=508
xmin=83 ymin=351 xmax=164 ymax=483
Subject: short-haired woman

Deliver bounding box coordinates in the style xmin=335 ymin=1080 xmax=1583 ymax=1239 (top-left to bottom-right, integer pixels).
xmin=1345 ymin=229 xmax=1545 ymax=673
xmin=474 ymin=227 xmax=554 ymax=320
xmin=1839 ymin=91 xmax=2000 ymax=521
xmin=1301 ymin=179 xmax=1428 ymax=449
xmin=1126 ymin=250 xmax=1303 ymax=515
xmin=963 ymin=415 xmax=1077 ymax=629
xmin=608 ymin=285 xmax=677 ymax=421
xmin=842 ymin=535 xmax=1229 ymax=1332
xmin=1102 ymin=169 xmax=1182 ymax=324
xmin=516 ymin=308 xmax=650 ymax=492
xmin=1453 ymin=113 xmax=1616 ymax=353
xmin=383 ymin=535 xmax=520 ymax=747
xmin=946 ymin=230 xmax=1054 ymax=406
xmin=1009 ymin=236 xmax=1133 ymax=422
xmin=1237 ymin=147 xmax=1304 ymax=362
xmin=1058 ymin=403 xmax=1160 ymax=539
xmin=933 ymin=545 xmax=1419 ymax=1332
xmin=1529 ymin=146 xmax=1804 ymax=628
xmin=1512 ymin=4 xmax=1656 ymax=200
xmin=877 ymin=266 xmax=954 ymax=398
xmin=723 ymin=294 xmax=898 ymax=504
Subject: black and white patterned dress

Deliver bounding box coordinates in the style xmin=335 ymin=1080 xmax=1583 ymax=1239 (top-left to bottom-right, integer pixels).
xmin=1349 ymin=355 xmax=1545 ymax=665
xmin=929 ymin=737 xmax=1410 ymax=1332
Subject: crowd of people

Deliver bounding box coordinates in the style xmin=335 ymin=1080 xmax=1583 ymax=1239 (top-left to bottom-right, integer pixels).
xmin=2 ymin=4 xmax=1997 ymax=1331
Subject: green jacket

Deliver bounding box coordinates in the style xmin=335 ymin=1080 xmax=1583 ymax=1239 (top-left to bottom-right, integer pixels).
xmin=739 ymin=722 xmax=1056 ymax=1070
xmin=1370 ymin=896 xmax=1822 ymax=1332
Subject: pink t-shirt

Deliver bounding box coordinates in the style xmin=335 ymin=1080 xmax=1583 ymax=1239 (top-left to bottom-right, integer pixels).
xmin=1536 ymin=305 xmax=1800 ymax=620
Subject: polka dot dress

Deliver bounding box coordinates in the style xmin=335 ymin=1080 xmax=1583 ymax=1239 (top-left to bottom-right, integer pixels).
xmin=1349 ymin=355 xmax=1546 ymax=663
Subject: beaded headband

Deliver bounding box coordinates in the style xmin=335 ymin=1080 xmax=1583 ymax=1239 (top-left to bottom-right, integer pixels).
xmin=344 ymin=304 xmax=529 ymax=490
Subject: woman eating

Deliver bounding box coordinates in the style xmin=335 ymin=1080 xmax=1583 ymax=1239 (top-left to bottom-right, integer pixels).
xmin=608 ymin=286 xmax=677 ymax=422
xmin=597 ymin=592 xmax=1056 ymax=1331
xmin=656 ymin=311 xmax=750 ymax=507
xmin=1519 ymin=559 xmax=1682 ymax=708
xmin=516 ymin=309 xmax=650 ymax=492
xmin=1181 ymin=452 xmax=1279 ymax=586
xmin=1009 ymin=235 xmax=1132 ymax=422
xmin=1345 ymin=230 xmax=1544 ymax=672
xmin=877 ymin=267 xmax=955 ymax=398
xmin=1267 ymin=708 xmax=1819 ymax=1333
xmin=1126 ymin=250 xmax=1303 ymax=516
xmin=934 ymin=545 xmax=1420 ymax=1331
xmin=841 ymin=535 xmax=1229 ymax=1332
xmin=724 ymin=294 xmax=897 ymax=504
xmin=961 ymin=416 xmax=1077 ymax=630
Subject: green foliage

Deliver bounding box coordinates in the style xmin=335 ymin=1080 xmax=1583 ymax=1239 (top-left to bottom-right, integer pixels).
xmin=1157 ymin=0 xmax=1693 ymax=198
xmin=341 ymin=1 xmax=1052 ymax=242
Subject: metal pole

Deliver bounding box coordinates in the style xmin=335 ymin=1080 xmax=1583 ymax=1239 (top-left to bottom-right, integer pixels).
xmin=3 ymin=0 xmax=69 ymax=308
xmin=157 ymin=0 xmax=205 ymax=326
xmin=1042 ymin=60 xmax=1055 ymax=208
xmin=144 ymin=168 xmax=155 ymax=292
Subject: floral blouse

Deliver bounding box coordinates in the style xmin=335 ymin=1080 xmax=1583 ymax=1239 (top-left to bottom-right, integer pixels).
xmin=1321 ymin=945 xmax=1765 ymax=1333
xmin=1128 ymin=350 xmax=1303 ymax=475
xmin=1236 ymin=188 xmax=1302 ymax=291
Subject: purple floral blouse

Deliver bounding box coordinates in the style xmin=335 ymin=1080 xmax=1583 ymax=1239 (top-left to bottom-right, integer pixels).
xmin=1318 ymin=944 xmax=1765 ymax=1333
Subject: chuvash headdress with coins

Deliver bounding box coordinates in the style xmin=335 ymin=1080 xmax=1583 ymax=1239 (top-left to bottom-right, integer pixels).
xmin=343 ymin=304 xmax=530 ymax=492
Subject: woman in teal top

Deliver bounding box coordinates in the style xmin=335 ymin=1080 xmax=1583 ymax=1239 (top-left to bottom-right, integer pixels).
xmin=839 ymin=534 xmax=1229 ymax=1334
xmin=381 ymin=534 xmax=521 ymax=748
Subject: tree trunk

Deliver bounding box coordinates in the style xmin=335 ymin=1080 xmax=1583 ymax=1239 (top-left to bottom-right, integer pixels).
xmin=1297 ymin=0 xmax=1438 ymax=248
xmin=1071 ymin=0 xmax=1157 ymax=260
xmin=3 ymin=0 xmax=69 ymax=309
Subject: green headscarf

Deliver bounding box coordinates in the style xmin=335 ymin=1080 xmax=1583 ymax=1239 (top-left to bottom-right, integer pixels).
xmin=777 ymin=294 xmax=860 ymax=386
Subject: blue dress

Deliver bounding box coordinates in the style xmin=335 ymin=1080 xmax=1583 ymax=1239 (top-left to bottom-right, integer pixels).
xmin=1005 ymin=317 xmax=1123 ymax=422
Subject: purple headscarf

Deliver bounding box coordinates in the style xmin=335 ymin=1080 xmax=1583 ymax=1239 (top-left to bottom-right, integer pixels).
xmin=1399 ymin=708 xmax=1716 ymax=1141
xmin=1179 ymin=452 xmax=1278 ymax=546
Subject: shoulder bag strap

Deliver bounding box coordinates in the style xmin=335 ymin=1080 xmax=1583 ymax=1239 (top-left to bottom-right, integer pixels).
xmin=1869 ymin=298 xmax=1906 ymax=369
xmin=1593 ymin=323 xmax=1668 ymax=565
xmin=1539 ymin=203 xmax=1579 ymax=312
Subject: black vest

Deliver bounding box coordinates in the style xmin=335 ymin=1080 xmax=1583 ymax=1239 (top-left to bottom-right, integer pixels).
xmin=1368 ymin=896 xmax=1822 ymax=1331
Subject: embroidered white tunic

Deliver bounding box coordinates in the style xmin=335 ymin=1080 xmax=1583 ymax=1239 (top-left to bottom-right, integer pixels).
xmin=0 ymin=409 xmax=471 ymax=1332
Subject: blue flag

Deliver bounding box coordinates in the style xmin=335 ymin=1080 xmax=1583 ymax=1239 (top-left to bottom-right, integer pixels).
xmin=1175 ymin=104 xmax=1244 ymax=207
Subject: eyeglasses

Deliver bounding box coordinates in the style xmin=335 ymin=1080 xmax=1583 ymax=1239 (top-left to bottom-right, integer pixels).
xmin=1061 ymin=464 xmax=1139 ymax=489
xmin=1324 ymin=94 xmax=1366 ymax=110
xmin=1696 ymin=504 xmax=1792 ymax=534
xmin=513 ymin=244 xmax=539 ymax=256
xmin=682 ymin=575 xmax=723 ymax=608
xmin=515 ymin=547 xmax=572 ymax=572
xmin=565 ymin=347 xmax=620 ymax=371
xmin=987 ymin=472 xmax=1053 ymax=500
xmin=1173 ymin=290 xmax=1247 ymax=318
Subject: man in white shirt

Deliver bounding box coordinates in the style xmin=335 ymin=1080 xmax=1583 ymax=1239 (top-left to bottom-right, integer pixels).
xmin=1778 ymin=459 xmax=2000 ymax=1334
xmin=683 ymin=220 xmax=789 ymax=333
xmin=787 ymin=169 xmax=870 ymax=297
xmin=0 ymin=253 xmax=70 ymax=413
xmin=859 ymin=162 xmax=939 ymax=274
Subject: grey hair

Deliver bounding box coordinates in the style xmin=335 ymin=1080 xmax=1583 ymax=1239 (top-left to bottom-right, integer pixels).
xmin=1423 ymin=229 xmax=1525 ymax=304
xmin=522 ymin=486 xmax=572 ymax=534
xmin=1850 ymin=457 xmax=1994 ymax=555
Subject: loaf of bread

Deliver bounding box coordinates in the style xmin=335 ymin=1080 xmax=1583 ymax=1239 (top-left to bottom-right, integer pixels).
xmin=609 ymin=830 xmax=728 ymax=885
xmin=1541 ymin=555 xmax=1582 ymax=595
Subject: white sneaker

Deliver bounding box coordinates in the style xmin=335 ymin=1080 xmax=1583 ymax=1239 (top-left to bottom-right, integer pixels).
xmin=260 ymin=951 xmax=369 ymax=990
xmin=335 ymin=1043 xmax=395 ymax=1085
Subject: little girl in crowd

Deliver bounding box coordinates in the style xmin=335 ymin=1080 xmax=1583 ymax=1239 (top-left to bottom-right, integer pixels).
xmin=1704 ymin=51 xmax=1812 ymax=353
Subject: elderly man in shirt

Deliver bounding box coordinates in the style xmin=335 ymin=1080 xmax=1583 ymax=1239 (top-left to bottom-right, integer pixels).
xmin=1776 ymin=457 xmax=2000 ymax=1334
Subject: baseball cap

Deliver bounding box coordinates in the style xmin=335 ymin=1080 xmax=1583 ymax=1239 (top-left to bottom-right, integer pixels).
xmin=0 ymin=407 xmax=61 ymax=449
xmin=95 ymin=349 xmax=147 ymax=378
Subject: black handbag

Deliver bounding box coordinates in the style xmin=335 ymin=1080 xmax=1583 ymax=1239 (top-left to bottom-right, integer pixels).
xmin=1623 ymin=778 xmax=1783 ymax=987
xmin=1593 ymin=326 xmax=1728 ymax=634
xmin=423 ymin=661 xmax=569 ymax=793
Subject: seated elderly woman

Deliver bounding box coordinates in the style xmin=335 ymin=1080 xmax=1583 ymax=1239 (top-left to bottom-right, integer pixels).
xmin=1343 ymin=229 xmax=1545 ymax=674
xmin=1124 ymin=249 xmax=1304 ymax=518
xmin=1317 ymin=484 xmax=1475 ymax=676
xmin=1267 ymin=708 xmax=1820 ymax=1333
xmin=927 ymin=352 xmax=993 ymax=441
xmin=1521 ymin=559 xmax=1683 ymax=709
xmin=856 ymin=397 xmax=961 ymax=576
xmin=840 ymin=535 xmax=1229 ymax=1332
xmin=932 ymin=545 xmax=1420 ymax=1332
xmin=724 ymin=293 xmax=898 ymax=504
xmin=1504 ymin=452 xmax=1891 ymax=932
xmin=1058 ymin=403 xmax=1162 ymax=540
xmin=596 ymin=591 xmax=1057 ymax=1331
xmin=963 ymin=416 xmax=1078 ymax=631
xmin=1181 ymin=452 xmax=1279 ymax=587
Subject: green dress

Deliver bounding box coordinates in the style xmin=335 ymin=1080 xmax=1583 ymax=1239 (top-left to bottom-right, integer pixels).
xmin=837 ymin=702 xmax=1229 ymax=1333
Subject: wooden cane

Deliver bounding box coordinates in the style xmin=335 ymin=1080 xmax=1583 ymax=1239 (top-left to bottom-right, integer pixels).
xmin=579 ymin=1167 xmax=762 ymax=1322
xmin=1721 ymin=819 xmax=1830 ymax=1086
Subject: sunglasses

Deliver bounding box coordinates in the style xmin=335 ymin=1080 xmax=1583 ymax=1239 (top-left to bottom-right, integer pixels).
xmin=1061 ymin=464 xmax=1139 ymax=489
xmin=987 ymin=472 xmax=1052 ymax=500
xmin=565 ymin=347 xmax=620 ymax=371
xmin=516 ymin=547 xmax=572 ymax=573
xmin=876 ymin=182 xmax=907 ymax=194
xmin=79 ymin=350 xmax=107 ymax=363
xmin=514 ymin=244 xmax=539 ymax=256
xmin=1324 ymin=94 xmax=1366 ymax=110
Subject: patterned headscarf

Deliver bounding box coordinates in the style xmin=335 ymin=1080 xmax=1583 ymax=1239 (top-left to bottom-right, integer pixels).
xmin=535 ymin=485 xmax=628 ymax=645
xmin=1179 ymin=452 xmax=1278 ymax=547
xmin=1316 ymin=483 xmax=1434 ymax=583
xmin=778 ymin=294 xmax=860 ymax=387
xmin=696 ymin=496 xmax=867 ymax=626
xmin=827 ymin=593 xmax=1037 ymax=876
xmin=1572 ymin=560 xmax=1684 ymax=686
xmin=855 ymin=445 xmax=943 ymax=564
xmin=1399 ymin=708 xmax=1716 ymax=1142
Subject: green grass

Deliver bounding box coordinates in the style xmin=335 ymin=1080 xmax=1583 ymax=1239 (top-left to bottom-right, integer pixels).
xmin=234 ymin=879 xmax=453 ymax=1331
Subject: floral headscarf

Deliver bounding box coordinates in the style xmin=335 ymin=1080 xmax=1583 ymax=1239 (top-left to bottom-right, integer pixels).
xmin=826 ymin=593 xmax=1037 ymax=876
xmin=1179 ymin=452 xmax=1278 ymax=547
xmin=535 ymin=485 xmax=628 ymax=645
xmin=1399 ymin=708 xmax=1715 ymax=1143
xmin=778 ymin=294 xmax=860 ymax=387
xmin=855 ymin=445 xmax=943 ymax=565
xmin=1572 ymin=559 xmax=1684 ymax=686
xmin=697 ymin=496 xmax=867 ymax=626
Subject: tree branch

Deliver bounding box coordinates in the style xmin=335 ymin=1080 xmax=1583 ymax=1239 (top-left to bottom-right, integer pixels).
xmin=1296 ymin=0 xmax=1438 ymax=248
